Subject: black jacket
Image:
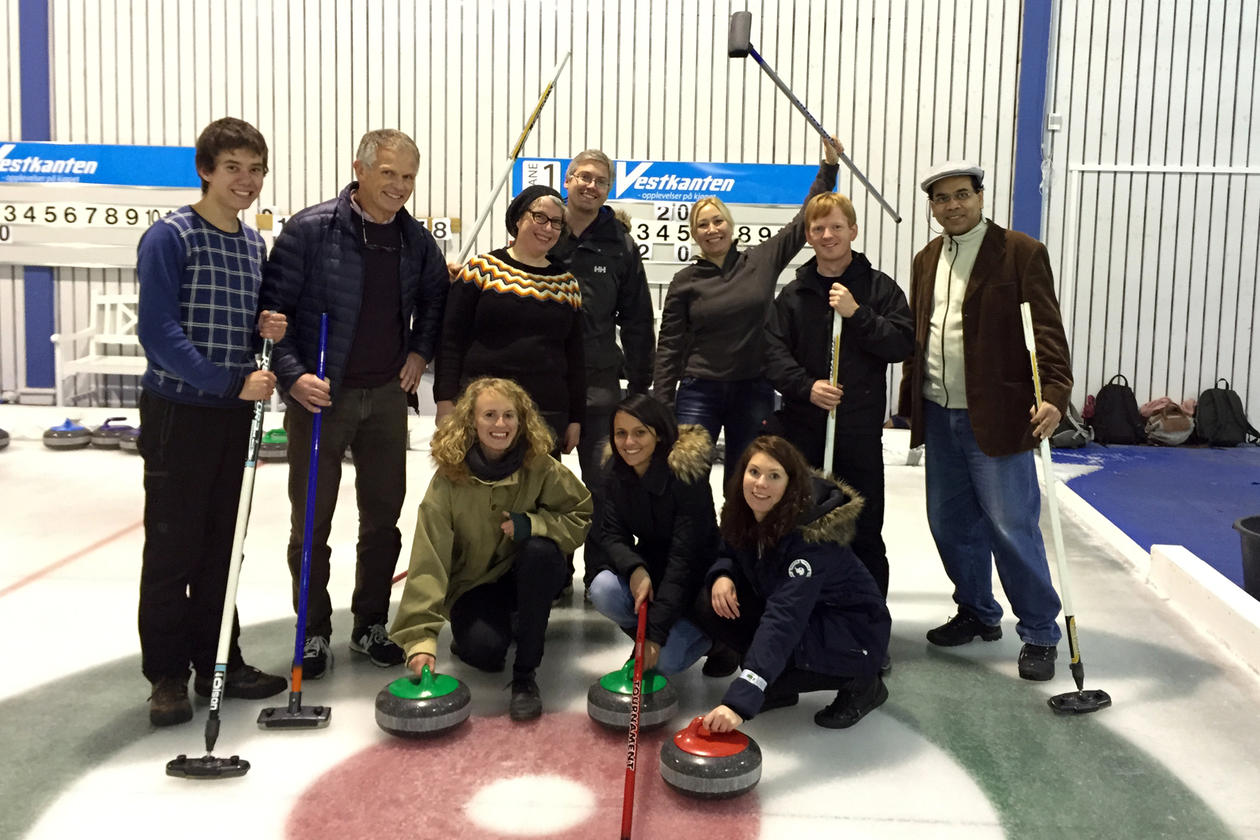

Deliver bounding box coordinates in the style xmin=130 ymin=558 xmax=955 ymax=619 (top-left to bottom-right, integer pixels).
xmin=259 ymin=183 xmax=450 ymax=393
xmin=710 ymin=475 xmax=890 ymax=720
xmin=550 ymin=207 xmax=656 ymax=400
xmin=653 ymin=162 xmax=839 ymax=406
xmin=764 ymin=253 xmax=913 ymax=437
xmin=591 ymin=425 xmax=718 ymax=645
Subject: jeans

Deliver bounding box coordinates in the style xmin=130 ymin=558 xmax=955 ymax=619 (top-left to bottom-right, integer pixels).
xmin=675 ymin=376 xmax=775 ymax=487
xmin=923 ymin=400 xmax=1062 ymax=646
xmin=449 ymin=537 xmax=567 ymax=676
xmin=587 ymin=570 xmax=711 ymax=675
xmin=284 ymin=380 xmax=408 ymax=639
xmin=137 ymin=391 xmax=252 ymax=681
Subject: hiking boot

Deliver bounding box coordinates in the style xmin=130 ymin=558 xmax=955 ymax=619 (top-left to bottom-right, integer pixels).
xmin=1017 ymin=643 xmax=1057 ymax=681
xmin=926 ymin=609 xmax=1003 ymax=647
xmin=194 ymin=665 xmax=287 ymax=700
xmin=508 ymin=673 xmax=543 ymax=721
xmin=814 ymin=676 xmax=888 ymax=729
xmin=701 ymin=642 xmax=740 ymax=678
xmin=149 ymin=676 xmax=193 ymax=727
xmin=303 ymin=635 xmax=332 ymax=679
xmin=350 ymin=623 xmax=405 ymax=668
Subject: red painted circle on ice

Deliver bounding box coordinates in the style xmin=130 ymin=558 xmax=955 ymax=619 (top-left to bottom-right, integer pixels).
xmin=287 ymin=712 xmax=761 ymax=839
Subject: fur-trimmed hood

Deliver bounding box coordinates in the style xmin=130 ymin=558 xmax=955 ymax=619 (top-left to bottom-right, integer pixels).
xmin=601 ymin=424 xmax=714 ymax=484
xmin=798 ymin=471 xmax=865 ymax=548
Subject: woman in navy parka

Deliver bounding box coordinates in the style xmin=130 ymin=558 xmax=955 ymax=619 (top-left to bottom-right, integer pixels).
xmin=697 ymin=435 xmax=891 ymax=732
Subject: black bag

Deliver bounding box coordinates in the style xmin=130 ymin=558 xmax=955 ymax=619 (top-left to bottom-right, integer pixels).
xmin=1090 ymin=374 xmax=1146 ymax=444
xmin=1196 ymin=379 xmax=1259 ymax=446
xmin=1050 ymin=402 xmax=1092 ymax=449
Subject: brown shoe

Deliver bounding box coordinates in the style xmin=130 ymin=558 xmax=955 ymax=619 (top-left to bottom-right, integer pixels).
xmin=149 ymin=676 xmax=193 ymax=727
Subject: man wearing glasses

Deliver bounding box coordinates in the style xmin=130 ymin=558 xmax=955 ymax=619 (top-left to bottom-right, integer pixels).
xmin=896 ymin=161 xmax=1072 ymax=683
xmin=260 ymin=129 xmax=450 ymax=679
xmin=549 ymin=150 xmax=655 ymax=587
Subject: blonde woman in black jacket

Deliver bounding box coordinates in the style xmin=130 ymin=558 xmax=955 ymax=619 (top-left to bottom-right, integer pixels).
xmin=652 ymin=137 xmax=842 ymax=485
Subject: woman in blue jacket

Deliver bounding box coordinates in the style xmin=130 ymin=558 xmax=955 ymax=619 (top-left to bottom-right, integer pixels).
xmin=698 ymin=435 xmax=891 ymax=732
xmin=587 ymin=394 xmax=719 ymax=674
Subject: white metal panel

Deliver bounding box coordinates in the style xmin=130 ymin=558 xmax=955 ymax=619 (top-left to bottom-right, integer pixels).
xmin=13 ymin=0 xmax=1027 ymax=408
xmin=1045 ymin=0 xmax=1260 ymax=420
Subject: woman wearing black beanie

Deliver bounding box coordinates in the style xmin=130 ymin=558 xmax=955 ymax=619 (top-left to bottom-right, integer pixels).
xmin=434 ymin=185 xmax=586 ymax=454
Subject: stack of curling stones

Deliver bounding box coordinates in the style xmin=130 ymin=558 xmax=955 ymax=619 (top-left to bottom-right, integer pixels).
xmin=659 ymin=716 xmax=762 ymax=798
xmin=259 ymin=428 xmax=288 ymax=461
xmin=375 ymin=665 xmax=471 ymax=737
xmin=91 ymin=416 xmax=137 ymax=449
xmin=43 ymin=419 xmax=91 ymax=450
xmin=587 ymin=657 xmax=679 ymax=730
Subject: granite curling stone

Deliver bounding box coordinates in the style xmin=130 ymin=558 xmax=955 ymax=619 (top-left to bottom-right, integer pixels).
xmin=43 ymin=419 xmax=91 ymax=450
xmin=91 ymin=416 xmax=136 ymax=449
xmin=587 ymin=657 xmax=679 ymax=730
xmin=259 ymin=428 xmax=288 ymax=461
xmin=375 ymin=665 xmax=471 ymax=737
xmin=119 ymin=426 xmax=140 ymax=453
xmin=659 ymin=715 xmax=762 ymax=799
xmin=0 ymin=427 xmax=8 ymax=450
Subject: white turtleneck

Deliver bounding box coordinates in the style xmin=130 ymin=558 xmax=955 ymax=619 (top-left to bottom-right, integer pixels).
xmin=923 ymin=219 xmax=988 ymax=408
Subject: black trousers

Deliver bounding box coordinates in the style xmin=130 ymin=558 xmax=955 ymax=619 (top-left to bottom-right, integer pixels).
xmin=577 ymin=366 xmax=621 ymax=585
xmin=137 ymin=391 xmax=252 ymax=682
xmin=693 ymin=572 xmax=855 ymax=696
xmin=283 ymin=381 xmax=407 ymax=639
xmin=449 ymin=537 xmax=567 ymax=677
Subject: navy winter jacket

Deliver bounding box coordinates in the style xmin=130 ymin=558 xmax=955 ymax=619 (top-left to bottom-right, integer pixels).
xmin=259 ymin=183 xmax=450 ymax=394
xmin=711 ymin=475 xmax=891 ymax=720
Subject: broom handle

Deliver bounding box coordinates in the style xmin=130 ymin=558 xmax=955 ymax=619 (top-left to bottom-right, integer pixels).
xmin=457 ymin=52 xmax=571 ymax=263
xmin=823 ymin=311 xmax=842 ymax=472
xmin=620 ymin=602 xmax=648 ymax=840
xmin=1021 ymin=303 xmax=1082 ymax=672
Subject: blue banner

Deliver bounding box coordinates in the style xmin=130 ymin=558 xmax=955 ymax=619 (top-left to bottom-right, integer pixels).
xmin=513 ymin=158 xmax=826 ymax=205
xmin=0 ymin=141 xmax=197 ymax=187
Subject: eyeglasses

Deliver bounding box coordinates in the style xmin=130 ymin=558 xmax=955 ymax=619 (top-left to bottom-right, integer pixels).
xmin=526 ymin=210 xmax=565 ymax=231
xmin=930 ymin=189 xmax=979 ymax=206
xmin=360 ymin=220 xmax=400 ymax=252
xmin=569 ymin=172 xmax=610 ymax=189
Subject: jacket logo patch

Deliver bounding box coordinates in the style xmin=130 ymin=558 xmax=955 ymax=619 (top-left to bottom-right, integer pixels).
xmin=593 ymin=265 xmax=608 ymax=273
xmin=788 ymin=558 xmax=812 ymax=578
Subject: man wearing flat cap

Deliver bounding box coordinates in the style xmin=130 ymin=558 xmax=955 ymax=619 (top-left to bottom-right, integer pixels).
xmin=896 ymin=161 xmax=1071 ymax=682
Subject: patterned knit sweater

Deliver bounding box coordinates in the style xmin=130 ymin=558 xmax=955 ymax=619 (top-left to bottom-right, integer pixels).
xmin=434 ymin=248 xmax=585 ymax=424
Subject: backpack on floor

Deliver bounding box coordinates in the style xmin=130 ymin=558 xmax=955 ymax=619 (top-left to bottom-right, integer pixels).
xmin=1145 ymin=403 xmax=1194 ymax=446
xmin=1050 ymin=402 xmax=1092 ymax=449
xmin=1196 ymin=379 xmax=1259 ymax=446
xmin=1090 ymin=374 xmax=1146 ymax=444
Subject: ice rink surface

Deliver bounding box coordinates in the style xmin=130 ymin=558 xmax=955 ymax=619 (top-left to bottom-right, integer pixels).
xmin=2 ymin=407 xmax=1259 ymax=840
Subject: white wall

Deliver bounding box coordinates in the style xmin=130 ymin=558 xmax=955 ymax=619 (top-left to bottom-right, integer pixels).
xmin=8 ymin=0 xmax=1024 ymax=411
xmin=1043 ymin=0 xmax=1260 ymax=416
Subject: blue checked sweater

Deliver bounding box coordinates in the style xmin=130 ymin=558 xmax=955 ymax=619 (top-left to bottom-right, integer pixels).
xmin=136 ymin=206 xmax=265 ymax=406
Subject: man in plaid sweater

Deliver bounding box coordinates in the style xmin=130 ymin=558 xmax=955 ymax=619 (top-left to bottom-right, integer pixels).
xmin=135 ymin=117 xmax=288 ymax=726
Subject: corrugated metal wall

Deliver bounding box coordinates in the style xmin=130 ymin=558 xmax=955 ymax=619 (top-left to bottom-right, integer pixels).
xmin=1043 ymin=0 xmax=1260 ymax=416
xmin=0 ymin=0 xmax=23 ymax=397
xmin=9 ymin=0 xmax=1025 ymax=411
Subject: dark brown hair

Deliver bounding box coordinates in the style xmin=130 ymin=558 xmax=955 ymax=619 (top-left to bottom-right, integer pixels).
xmin=719 ymin=435 xmax=814 ymax=551
xmin=194 ymin=117 xmax=269 ymax=194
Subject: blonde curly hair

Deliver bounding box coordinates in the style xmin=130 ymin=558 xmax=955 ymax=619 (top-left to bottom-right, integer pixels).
xmin=430 ymin=377 xmax=555 ymax=481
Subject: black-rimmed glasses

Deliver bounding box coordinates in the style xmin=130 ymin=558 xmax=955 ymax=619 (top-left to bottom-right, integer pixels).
xmin=527 ymin=210 xmax=565 ymax=231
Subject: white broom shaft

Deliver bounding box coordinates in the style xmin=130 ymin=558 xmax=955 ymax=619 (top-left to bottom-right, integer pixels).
xmin=823 ymin=311 xmax=841 ymax=471
xmin=457 ymin=52 xmax=571 ymax=263
xmin=1020 ymin=302 xmax=1076 ymax=615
